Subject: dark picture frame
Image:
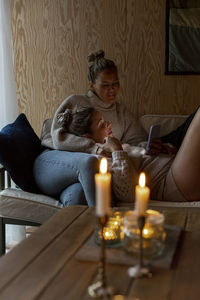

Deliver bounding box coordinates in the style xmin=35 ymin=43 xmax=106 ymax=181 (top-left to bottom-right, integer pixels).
xmin=165 ymin=0 xmax=200 ymax=75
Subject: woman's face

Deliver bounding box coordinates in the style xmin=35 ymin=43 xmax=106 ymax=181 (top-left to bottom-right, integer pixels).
xmin=90 ymin=69 xmax=120 ymax=104
xmin=89 ymin=111 xmax=112 ymax=143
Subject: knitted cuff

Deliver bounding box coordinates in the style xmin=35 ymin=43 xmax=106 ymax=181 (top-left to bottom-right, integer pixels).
xmin=112 ymin=151 xmax=128 ymax=161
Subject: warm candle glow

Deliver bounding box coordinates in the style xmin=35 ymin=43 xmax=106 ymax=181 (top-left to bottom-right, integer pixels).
xmin=95 ymin=158 xmax=111 ymax=217
xmin=100 ymin=158 xmax=107 ymax=174
xmin=103 ymin=227 xmax=117 ymax=240
xmin=139 ymin=172 xmax=146 ymax=188
xmin=143 ymin=227 xmax=154 ymax=239
xmin=135 ymin=172 xmax=150 ymax=216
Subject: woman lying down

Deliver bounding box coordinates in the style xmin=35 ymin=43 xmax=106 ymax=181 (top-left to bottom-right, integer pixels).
xmin=57 ymin=106 xmax=200 ymax=203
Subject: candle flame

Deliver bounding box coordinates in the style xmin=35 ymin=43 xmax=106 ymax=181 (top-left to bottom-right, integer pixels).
xmin=100 ymin=158 xmax=107 ymax=174
xmin=139 ymin=172 xmax=146 ymax=188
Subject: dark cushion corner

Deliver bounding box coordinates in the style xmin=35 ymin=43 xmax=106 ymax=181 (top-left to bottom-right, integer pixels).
xmin=0 ymin=113 xmax=43 ymax=193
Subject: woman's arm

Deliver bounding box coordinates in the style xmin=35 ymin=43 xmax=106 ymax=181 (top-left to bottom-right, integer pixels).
xmin=50 ymin=95 xmax=99 ymax=153
xmin=101 ymin=136 xmax=138 ymax=203
xmin=111 ymin=151 xmax=138 ymax=203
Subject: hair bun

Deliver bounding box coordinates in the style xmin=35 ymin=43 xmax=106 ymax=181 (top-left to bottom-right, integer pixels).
xmin=57 ymin=109 xmax=72 ymax=126
xmin=88 ymin=50 xmax=105 ymax=63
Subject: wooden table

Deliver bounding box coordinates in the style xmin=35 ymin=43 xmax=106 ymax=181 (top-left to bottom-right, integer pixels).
xmin=0 ymin=205 xmax=200 ymax=300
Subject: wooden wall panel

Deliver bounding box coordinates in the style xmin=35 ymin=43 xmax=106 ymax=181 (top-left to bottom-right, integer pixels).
xmin=11 ymin=0 xmax=200 ymax=135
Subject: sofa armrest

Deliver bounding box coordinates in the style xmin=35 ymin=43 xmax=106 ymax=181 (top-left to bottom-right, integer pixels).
xmin=140 ymin=114 xmax=188 ymax=136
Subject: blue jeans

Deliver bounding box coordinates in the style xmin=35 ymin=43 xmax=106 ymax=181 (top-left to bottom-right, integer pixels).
xmin=33 ymin=149 xmax=99 ymax=206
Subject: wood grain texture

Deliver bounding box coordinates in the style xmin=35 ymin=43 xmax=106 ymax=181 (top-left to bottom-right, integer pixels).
xmin=0 ymin=207 xmax=199 ymax=300
xmin=0 ymin=206 xmax=93 ymax=300
xmin=11 ymin=0 xmax=200 ymax=135
xmin=0 ymin=206 xmax=88 ymax=291
xmin=170 ymin=230 xmax=200 ymax=300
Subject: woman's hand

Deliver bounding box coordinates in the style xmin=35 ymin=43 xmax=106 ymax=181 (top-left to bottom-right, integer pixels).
xmin=147 ymin=138 xmax=177 ymax=155
xmin=102 ymin=136 xmax=123 ymax=152
xmin=105 ymin=121 xmax=113 ymax=137
xmin=96 ymin=137 xmax=123 ymax=157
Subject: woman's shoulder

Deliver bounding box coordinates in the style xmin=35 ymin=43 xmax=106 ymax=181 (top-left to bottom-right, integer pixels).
xmin=53 ymin=93 xmax=91 ymax=116
xmin=61 ymin=93 xmax=91 ymax=108
xmin=64 ymin=93 xmax=89 ymax=102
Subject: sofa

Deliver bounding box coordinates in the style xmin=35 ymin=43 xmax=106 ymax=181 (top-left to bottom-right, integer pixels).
xmin=1 ymin=113 xmax=200 ymax=255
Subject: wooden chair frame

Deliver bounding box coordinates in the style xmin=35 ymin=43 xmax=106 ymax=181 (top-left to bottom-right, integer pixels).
xmin=0 ymin=165 xmax=40 ymax=255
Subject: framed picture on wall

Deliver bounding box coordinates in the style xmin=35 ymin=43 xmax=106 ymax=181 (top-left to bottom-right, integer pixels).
xmin=166 ymin=0 xmax=200 ymax=74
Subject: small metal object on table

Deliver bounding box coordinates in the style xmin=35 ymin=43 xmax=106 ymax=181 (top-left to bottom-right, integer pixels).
xmin=88 ymin=215 xmax=114 ymax=298
xmin=128 ymin=215 xmax=152 ymax=278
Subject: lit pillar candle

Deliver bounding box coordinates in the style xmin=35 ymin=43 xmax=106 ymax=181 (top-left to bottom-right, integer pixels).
xmin=95 ymin=158 xmax=111 ymax=217
xmin=135 ymin=172 xmax=150 ymax=216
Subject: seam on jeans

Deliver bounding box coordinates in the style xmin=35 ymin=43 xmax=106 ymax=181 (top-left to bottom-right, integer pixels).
xmin=78 ymin=171 xmax=82 ymax=185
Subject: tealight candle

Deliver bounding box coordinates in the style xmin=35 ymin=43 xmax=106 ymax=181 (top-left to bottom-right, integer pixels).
xmin=95 ymin=158 xmax=111 ymax=217
xmin=135 ymin=172 xmax=150 ymax=216
xmin=95 ymin=211 xmax=124 ymax=248
xmin=123 ymin=209 xmax=166 ymax=259
xmin=103 ymin=227 xmax=117 ymax=241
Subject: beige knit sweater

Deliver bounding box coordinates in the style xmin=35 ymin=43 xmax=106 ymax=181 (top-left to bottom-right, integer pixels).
xmin=41 ymin=91 xmax=147 ymax=153
xmin=110 ymin=149 xmax=174 ymax=204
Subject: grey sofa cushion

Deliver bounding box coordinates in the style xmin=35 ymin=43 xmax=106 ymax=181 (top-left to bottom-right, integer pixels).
xmin=0 ymin=189 xmax=63 ymax=224
xmin=140 ymin=114 xmax=188 ymax=136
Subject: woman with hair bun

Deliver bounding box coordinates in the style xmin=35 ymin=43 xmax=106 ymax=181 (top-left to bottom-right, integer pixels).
xmin=42 ymin=50 xmax=147 ymax=154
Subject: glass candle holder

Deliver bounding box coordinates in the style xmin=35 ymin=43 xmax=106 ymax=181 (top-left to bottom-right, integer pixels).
xmin=94 ymin=210 xmax=124 ymax=248
xmin=123 ymin=209 xmax=166 ymax=259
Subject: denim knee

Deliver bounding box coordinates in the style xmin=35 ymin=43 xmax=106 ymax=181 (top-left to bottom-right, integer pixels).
xmin=78 ymin=155 xmax=99 ymax=206
xmin=60 ymin=183 xmax=87 ymax=206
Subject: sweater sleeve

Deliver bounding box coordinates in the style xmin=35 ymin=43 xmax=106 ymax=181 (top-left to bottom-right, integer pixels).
xmin=119 ymin=105 xmax=147 ymax=146
xmin=43 ymin=95 xmax=98 ymax=154
xmin=111 ymin=151 xmax=138 ymax=203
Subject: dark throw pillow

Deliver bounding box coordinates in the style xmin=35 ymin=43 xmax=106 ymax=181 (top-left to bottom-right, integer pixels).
xmin=0 ymin=114 xmax=43 ymax=193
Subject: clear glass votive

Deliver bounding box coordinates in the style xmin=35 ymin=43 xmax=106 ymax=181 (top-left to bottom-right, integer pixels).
xmin=123 ymin=209 xmax=166 ymax=259
xmin=94 ymin=210 xmax=125 ymax=248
